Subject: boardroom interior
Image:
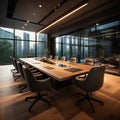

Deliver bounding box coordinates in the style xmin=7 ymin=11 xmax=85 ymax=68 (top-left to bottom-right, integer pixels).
xmin=0 ymin=0 xmax=120 ymax=120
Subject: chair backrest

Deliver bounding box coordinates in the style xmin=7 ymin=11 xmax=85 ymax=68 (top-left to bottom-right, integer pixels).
xmin=22 ymin=67 xmax=37 ymax=92
xmin=42 ymin=56 xmax=47 ymax=61
xmin=54 ymin=56 xmax=58 ymax=60
xmin=10 ymin=56 xmax=14 ymax=64
xmin=61 ymin=56 xmax=66 ymax=61
xmin=10 ymin=56 xmax=15 ymax=67
xmin=83 ymin=66 xmax=105 ymax=91
xmin=13 ymin=58 xmax=19 ymax=71
xmin=70 ymin=57 xmax=77 ymax=63
xmin=27 ymin=55 xmax=33 ymax=58
xmin=84 ymin=57 xmax=94 ymax=65
xmin=23 ymin=67 xmax=51 ymax=92
xmin=17 ymin=62 xmax=24 ymax=79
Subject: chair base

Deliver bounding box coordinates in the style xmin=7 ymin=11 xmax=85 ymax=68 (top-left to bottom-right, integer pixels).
xmin=25 ymin=92 xmax=51 ymax=112
xmin=76 ymin=92 xmax=104 ymax=113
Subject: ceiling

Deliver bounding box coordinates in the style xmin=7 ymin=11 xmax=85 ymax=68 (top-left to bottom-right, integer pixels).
xmin=0 ymin=0 xmax=120 ymax=37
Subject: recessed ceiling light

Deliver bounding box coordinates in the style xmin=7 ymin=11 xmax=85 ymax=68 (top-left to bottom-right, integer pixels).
xmin=96 ymin=23 xmax=99 ymax=26
xmin=39 ymin=4 xmax=42 ymax=7
xmin=57 ymin=4 xmax=60 ymax=7
xmin=25 ymin=23 xmax=27 ymax=26
xmin=22 ymin=26 xmax=24 ymax=29
xmin=37 ymin=1 xmax=88 ymax=33
xmin=27 ymin=20 xmax=29 ymax=23
xmin=33 ymin=13 xmax=36 ymax=15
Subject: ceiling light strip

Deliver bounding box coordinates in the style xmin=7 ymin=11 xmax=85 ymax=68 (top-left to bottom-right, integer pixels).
xmin=37 ymin=2 xmax=88 ymax=33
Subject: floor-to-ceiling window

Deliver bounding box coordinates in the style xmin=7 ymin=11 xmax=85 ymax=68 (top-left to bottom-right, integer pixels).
xmin=37 ymin=33 xmax=47 ymax=57
xmin=55 ymin=35 xmax=79 ymax=61
xmin=56 ymin=37 xmax=62 ymax=59
xmin=55 ymin=20 xmax=120 ymax=75
xmin=62 ymin=36 xmax=70 ymax=60
xmin=0 ymin=27 xmax=47 ymax=65
xmin=55 ymin=21 xmax=120 ymax=63
xmin=0 ymin=27 xmax=14 ymax=64
xmin=15 ymin=29 xmax=36 ymax=58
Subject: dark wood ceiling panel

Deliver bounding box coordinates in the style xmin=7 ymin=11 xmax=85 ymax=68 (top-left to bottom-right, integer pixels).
xmin=40 ymin=0 xmax=84 ymax=25
xmin=41 ymin=0 xmax=120 ymax=33
xmin=50 ymin=4 xmax=120 ymax=37
xmin=0 ymin=0 xmax=120 ymax=35
xmin=13 ymin=0 xmax=63 ymax=23
xmin=40 ymin=0 xmax=110 ymax=25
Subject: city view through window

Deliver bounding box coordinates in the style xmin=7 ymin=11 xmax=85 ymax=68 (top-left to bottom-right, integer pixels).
xmin=0 ymin=27 xmax=47 ymax=65
xmin=55 ymin=21 xmax=120 ymax=63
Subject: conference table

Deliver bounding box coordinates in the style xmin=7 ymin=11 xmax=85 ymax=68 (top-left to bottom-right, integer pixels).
xmin=19 ymin=58 xmax=94 ymax=89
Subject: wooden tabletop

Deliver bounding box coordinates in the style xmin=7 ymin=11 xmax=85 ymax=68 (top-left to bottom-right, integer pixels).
xmin=19 ymin=58 xmax=94 ymax=81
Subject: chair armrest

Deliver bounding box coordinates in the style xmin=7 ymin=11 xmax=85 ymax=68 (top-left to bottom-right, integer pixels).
xmin=75 ymin=76 xmax=86 ymax=81
xmin=33 ymin=72 xmax=42 ymax=76
xmin=37 ymin=77 xmax=50 ymax=82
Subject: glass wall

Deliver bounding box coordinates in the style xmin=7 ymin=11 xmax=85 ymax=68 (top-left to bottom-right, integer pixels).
xmin=0 ymin=27 xmax=47 ymax=65
xmin=55 ymin=37 xmax=61 ymax=59
xmin=0 ymin=27 xmax=14 ymax=64
xmin=55 ymin=21 xmax=120 ymax=63
xmin=55 ymin=35 xmax=79 ymax=60
xmin=15 ymin=29 xmax=36 ymax=58
xmin=37 ymin=33 xmax=47 ymax=57
xmin=0 ymin=39 xmax=13 ymax=64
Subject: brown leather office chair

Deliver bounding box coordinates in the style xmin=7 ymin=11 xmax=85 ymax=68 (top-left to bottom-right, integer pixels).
xmin=73 ymin=66 xmax=105 ymax=113
xmin=23 ymin=67 xmax=52 ymax=112
xmin=12 ymin=58 xmax=21 ymax=81
xmin=84 ymin=57 xmax=94 ymax=66
xmin=10 ymin=56 xmax=16 ymax=72
xmin=54 ymin=56 xmax=59 ymax=60
xmin=17 ymin=61 xmax=44 ymax=93
xmin=70 ymin=57 xmax=77 ymax=64
xmin=61 ymin=56 xmax=66 ymax=61
xmin=17 ymin=62 xmax=27 ymax=93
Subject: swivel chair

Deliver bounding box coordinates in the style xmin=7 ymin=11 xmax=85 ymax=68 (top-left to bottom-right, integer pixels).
xmin=23 ymin=67 xmax=52 ymax=111
xmin=70 ymin=57 xmax=77 ymax=64
xmin=84 ymin=57 xmax=94 ymax=66
xmin=17 ymin=62 xmax=27 ymax=93
xmin=17 ymin=61 xmax=44 ymax=93
xmin=73 ymin=66 xmax=105 ymax=113
xmin=61 ymin=56 xmax=66 ymax=61
xmin=12 ymin=58 xmax=21 ymax=81
xmin=54 ymin=56 xmax=59 ymax=60
xmin=10 ymin=56 xmax=16 ymax=72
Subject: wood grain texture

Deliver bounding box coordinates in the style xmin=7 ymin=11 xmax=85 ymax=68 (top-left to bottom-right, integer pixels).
xmin=0 ymin=65 xmax=120 ymax=120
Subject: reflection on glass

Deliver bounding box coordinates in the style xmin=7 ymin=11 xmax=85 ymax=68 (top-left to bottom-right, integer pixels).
xmin=0 ymin=39 xmax=13 ymax=64
xmin=15 ymin=29 xmax=35 ymax=40
xmin=0 ymin=27 xmax=14 ymax=39
xmin=16 ymin=40 xmax=35 ymax=58
xmin=37 ymin=42 xmax=45 ymax=57
xmin=37 ymin=33 xmax=47 ymax=41
xmin=54 ymin=56 xmax=58 ymax=60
